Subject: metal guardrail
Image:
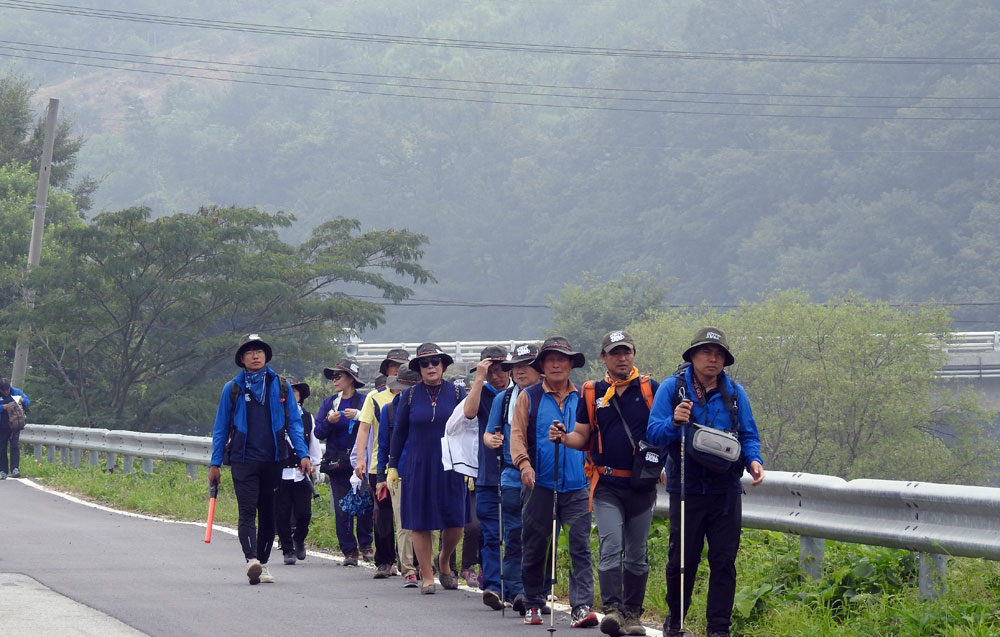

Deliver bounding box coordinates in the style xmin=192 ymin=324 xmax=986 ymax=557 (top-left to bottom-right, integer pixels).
xmin=18 ymin=424 xmax=1000 ymax=598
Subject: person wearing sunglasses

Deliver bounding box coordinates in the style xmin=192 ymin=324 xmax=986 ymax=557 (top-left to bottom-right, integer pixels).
xmin=386 ymin=343 xmax=468 ymax=594
xmin=315 ymin=359 xmax=371 ymax=566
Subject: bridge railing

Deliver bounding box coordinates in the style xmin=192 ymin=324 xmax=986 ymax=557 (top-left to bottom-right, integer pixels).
xmin=19 ymin=424 xmax=1000 ymax=599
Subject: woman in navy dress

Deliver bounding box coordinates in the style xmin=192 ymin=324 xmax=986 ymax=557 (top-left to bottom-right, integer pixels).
xmin=387 ymin=342 xmax=467 ymax=594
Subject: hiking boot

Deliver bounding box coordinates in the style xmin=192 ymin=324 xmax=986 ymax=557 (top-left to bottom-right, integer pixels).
xmin=373 ymin=564 xmax=392 ymax=579
xmin=482 ymin=589 xmax=503 ymax=610
xmin=343 ymin=551 xmax=359 ymax=566
xmin=439 ymin=571 xmax=459 ymax=590
xmin=246 ymin=558 xmax=262 ymax=585
xmin=283 ymin=552 xmax=296 ymax=565
xmin=600 ymin=607 xmax=625 ymax=636
xmin=421 ymin=583 xmax=436 ymax=595
xmin=403 ymin=573 xmax=419 ymax=588
xmin=294 ymin=539 xmax=306 ymax=561
xmin=622 ymin=609 xmax=646 ymax=635
xmin=524 ymin=607 xmax=543 ymax=625
xmin=512 ymin=594 xmax=527 ymax=615
xmin=571 ymin=605 xmax=598 ymax=628
xmin=10 ymin=468 xmax=20 ymax=478
xmin=661 ymin=618 xmax=681 ymax=637
xmin=0 ymin=471 xmax=6 ymax=480
xmin=361 ymin=546 xmax=375 ymax=562
xmin=259 ymin=565 xmax=275 ymax=583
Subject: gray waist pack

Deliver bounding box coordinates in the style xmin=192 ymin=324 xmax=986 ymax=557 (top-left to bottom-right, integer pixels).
xmin=686 ymin=424 xmax=741 ymax=473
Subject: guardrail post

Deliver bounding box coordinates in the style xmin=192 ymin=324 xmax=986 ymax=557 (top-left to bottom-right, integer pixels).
xmin=993 ymin=332 xmax=1000 ymax=352
xmin=918 ymin=552 xmax=947 ymax=599
xmin=142 ymin=458 xmax=154 ymax=474
xmin=106 ymin=452 xmax=117 ymax=472
xmin=123 ymin=455 xmax=135 ymax=474
xmin=89 ymin=450 xmax=98 ymax=467
xmin=47 ymin=444 xmax=56 ymax=463
xmin=185 ymin=464 xmax=198 ymax=480
xmin=34 ymin=443 xmax=43 ymax=462
xmin=799 ymin=535 xmax=825 ymax=580
xmin=60 ymin=447 xmax=69 ymax=465
xmin=71 ymin=448 xmax=81 ymax=468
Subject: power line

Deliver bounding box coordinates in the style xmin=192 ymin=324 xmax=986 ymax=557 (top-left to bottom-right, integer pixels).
xmin=4 ymin=39 xmax=999 ymax=112
xmin=2 ymin=0 xmax=1000 ymax=65
xmin=4 ymin=49 xmax=1000 ymax=121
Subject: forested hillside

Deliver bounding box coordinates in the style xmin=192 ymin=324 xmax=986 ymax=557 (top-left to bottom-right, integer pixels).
xmin=2 ymin=0 xmax=999 ymax=341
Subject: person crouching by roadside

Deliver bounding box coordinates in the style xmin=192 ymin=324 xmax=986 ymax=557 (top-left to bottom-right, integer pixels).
xmin=315 ymin=359 xmax=370 ymax=566
xmin=276 ymin=378 xmax=322 ymax=566
xmin=209 ymin=333 xmax=312 ymax=585
xmin=0 ymin=378 xmax=30 ymax=480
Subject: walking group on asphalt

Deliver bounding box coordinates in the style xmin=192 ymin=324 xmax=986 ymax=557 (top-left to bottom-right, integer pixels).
xmin=209 ymin=326 xmax=765 ymax=637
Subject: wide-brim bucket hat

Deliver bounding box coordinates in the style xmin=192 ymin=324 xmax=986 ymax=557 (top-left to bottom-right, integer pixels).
xmin=501 ymin=343 xmax=540 ymax=370
xmin=235 ymin=333 xmax=272 ymax=368
xmin=530 ymin=336 xmax=586 ymax=372
xmin=379 ymin=348 xmax=410 ymax=376
xmin=387 ymin=367 xmax=422 ymax=391
xmin=286 ymin=377 xmax=311 ymax=401
xmin=682 ymin=326 xmax=735 ymax=367
xmin=323 ymin=359 xmax=366 ymax=388
xmin=469 ymin=344 xmax=509 ymax=373
xmin=407 ymin=342 xmax=454 ymax=372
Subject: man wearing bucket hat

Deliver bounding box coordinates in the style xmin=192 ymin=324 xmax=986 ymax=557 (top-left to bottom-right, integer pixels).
xmin=461 ymin=345 xmax=512 ymax=605
xmin=315 ymin=358 xmax=371 ymax=565
xmin=646 ymin=327 xmax=765 ymax=637
xmin=355 ymin=348 xmax=410 ymax=578
xmin=209 ymin=333 xmax=312 ymax=585
xmin=510 ymin=336 xmax=598 ymax=628
xmin=275 ymin=378 xmax=322 ymax=566
xmin=482 ymin=342 xmax=542 ymax=613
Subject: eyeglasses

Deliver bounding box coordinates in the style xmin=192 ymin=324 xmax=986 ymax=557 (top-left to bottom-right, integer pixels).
xmin=330 ymin=373 xmax=345 ymax=381
xmin=418 ymin=357 xmax=443 ymax=368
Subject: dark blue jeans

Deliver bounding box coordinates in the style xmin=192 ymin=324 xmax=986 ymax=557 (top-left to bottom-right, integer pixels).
xmin=477 ymin=485 xmax=524 ymax=600
xmin=330 ymin=473 xmax=374 ymax=556
xmin=0 ymin=427 xmax=17 ymax=473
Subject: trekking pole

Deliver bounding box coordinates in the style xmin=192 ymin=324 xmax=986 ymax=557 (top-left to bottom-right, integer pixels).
xmin=677 ymin=387 xmax=688 ymax=636
xmin=497 ymin=445 xmax=506 ymax=617
xmin=549 ymin=421 xmax=560 ymax=636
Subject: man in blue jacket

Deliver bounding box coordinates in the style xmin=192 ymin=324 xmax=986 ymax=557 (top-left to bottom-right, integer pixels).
xmin=646 ymin=327 xmax=765 ymax=637
xmin=0 ymin=378 xmax=30 ymax=479
xmin=209 ymin=333 xmax=312 ymax=586
xmin=510 ymin=336 xmax=597 ymax=628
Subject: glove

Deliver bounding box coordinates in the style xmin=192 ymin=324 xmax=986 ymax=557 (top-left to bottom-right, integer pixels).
xmin=312 ymin=468 xmax=326 ymax=485
xmin=387 ymin=468 xmax=400 ymax=494
xmin=349 ymin=472 xmax=363 ymax=491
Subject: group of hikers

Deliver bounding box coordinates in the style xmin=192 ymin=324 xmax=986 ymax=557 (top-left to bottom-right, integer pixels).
xmin=209 ymin=327 xmax=765 ymax=637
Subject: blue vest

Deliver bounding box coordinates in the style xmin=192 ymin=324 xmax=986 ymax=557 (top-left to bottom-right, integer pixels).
xmin=523 ymin=382 xmax=586 ymax=493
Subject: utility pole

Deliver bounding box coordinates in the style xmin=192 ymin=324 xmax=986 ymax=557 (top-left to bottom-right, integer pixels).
xmin=11 ymin=98 xmax=59 ymax=387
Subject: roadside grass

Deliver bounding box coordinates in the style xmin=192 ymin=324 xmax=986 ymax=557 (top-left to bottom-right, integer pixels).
xmin=19 ymin=454 xmax=1000 ymax=635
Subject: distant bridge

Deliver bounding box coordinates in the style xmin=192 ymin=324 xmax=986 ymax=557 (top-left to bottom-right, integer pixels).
xmin=346 ymin=332 xmax=1000 ymax=380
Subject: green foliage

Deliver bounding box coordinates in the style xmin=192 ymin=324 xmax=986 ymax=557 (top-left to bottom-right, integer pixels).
xmin=628 ymin=291 xmax=999 ymax=484
xmin=16 ymin=205 xmax=432 ymax=432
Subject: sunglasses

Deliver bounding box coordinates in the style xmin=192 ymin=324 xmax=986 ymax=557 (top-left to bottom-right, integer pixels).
xmin=418 ymin=357 xmax=443 ymax=368
xmin=330 ymin=373 xmax=345 ymax=381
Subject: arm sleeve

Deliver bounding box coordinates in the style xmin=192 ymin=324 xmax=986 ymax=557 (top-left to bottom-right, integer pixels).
xmin=314 ymin=396 xmax=334 ymax=440
xmin=307 ymin=418 xmax=322 ymax=464
xmin=645 ymin=376 xmax=679 ymax=447
xmin=735 ymin=385 xmax=763 ymax=469
xmin=210 ymin=382 xmax=233 ymax=467
xmin=13 ymin=388 xmax=29 ymax=408
xmin=376 ymin=402 xmax=393 ymax=479
xmin=509 ymin=391 xmax=531 ymax=471
xmin=359 ymin=392 xmax=378 ymax=426
xmin=387 ymin=390 xmax=411 ymax=470
xmin=284 ymin=390 xmax=309 ymax=460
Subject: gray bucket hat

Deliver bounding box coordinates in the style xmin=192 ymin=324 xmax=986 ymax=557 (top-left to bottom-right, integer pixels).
xmin=235 ymin=333 xmax=272 ymax=368
xmin=387 ymin=367 xmax=421 ymax=391
xmin=286 ymin=377 xmax=311 ymax=402
xmin=530 ymin=336 xmax=586 ymax=372
xmin=469 ymin=344 xmax=509 ymax=373
xmin=682 ymin=326 xmax=735 ymax=367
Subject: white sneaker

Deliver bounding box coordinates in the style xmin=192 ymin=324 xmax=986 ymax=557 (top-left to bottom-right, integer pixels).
xmin=246 ymin=558 xmax=262 ymax=585
xmin=259 ymin=565 xmax=275 ymax=584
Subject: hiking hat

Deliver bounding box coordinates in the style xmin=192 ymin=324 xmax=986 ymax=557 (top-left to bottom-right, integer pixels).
xmin=530 ymin=336 xmax=586 ymax=372
xmin=235 ymin=333 xmax=272 ymax=368
xmin=501 ymin=343 xmax=540 ymax=370
xmin=601 ymin=330 xmax=636 ymax=354
xmin=387 ymin=367 xmax=421 ymax=391
xmin=407 ymin=342 xmax=454 ymax=372
xmin=469 ymin=344 xmax=509 ymax=373
xmin=286 ymin=377 xmax=311 ymax=402
xmin=448 ymin=375 xmax=468 ymax=389
xmin=323 ymin=359 xmax=366 ymax=388
xmin=683 ymin=326 xmax=735 ymax=367
xmin=379 ymin=348 xmax=410 ymax=375
xmin=373 ymin=373 xmax=388 ymax=391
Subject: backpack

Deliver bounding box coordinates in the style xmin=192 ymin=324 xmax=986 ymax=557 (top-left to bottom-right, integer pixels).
xmin=581 ymin=375 xmax=655 ymax=509
xmin=4 ymin=399 xmax=26 ymax=430
xmin=223 ymin=373 xmax=292 ymax=464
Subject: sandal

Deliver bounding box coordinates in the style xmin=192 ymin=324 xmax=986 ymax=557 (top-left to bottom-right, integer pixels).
xmin=421 ymin=583 xmax=436 ymax=595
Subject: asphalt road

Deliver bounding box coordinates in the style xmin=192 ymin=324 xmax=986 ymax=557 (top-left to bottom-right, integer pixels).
xmin=2 ymin=478 xmax=664 ymax=637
